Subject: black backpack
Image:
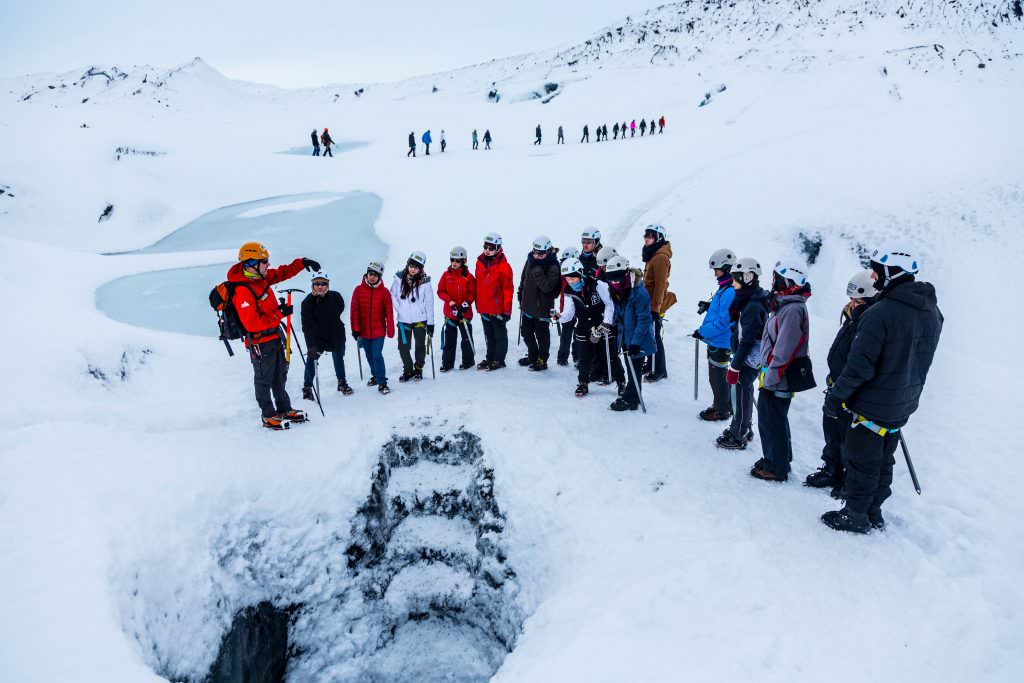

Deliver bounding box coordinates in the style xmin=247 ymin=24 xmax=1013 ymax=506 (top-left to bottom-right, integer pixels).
xmin=209 ymin=281 xmax=257 ymax=356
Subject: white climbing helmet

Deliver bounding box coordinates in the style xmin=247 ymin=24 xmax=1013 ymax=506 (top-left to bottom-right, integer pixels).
xmin=847 ymin=269 xmax=876 ymax=298
xmin=773 ymin=259 xmax=808 ymax=287
xmin=581 ymin=228 xmax=602 ymax=242
xmin=560 ymin=246 xmax=580 ymax=261
xmin=871 ymin=243 xmax=919 ymax=274
xmin=311 ymin=271 xmax=330 ymax=283
xmin=450 ymin=246 xmax=468 ymax=260
xmin=708 ymin=248 xmax=737 ymax=270
xmin=732 ymin=257 xmax=761 ymax=284
xmin=560 ymin=258 xmax=584 ymax=277
xmin=596 ymin=246 xmax=618 ymax=267
xmin=532 ymin=235 xmax=552 ymax=252
xmin=644 ymin=223 xmax=668 ymax=240
xmin=604 ymin=254 xmax=630 ymax=274
xmin=366 ymin=260 xmax=385 ymax=275
xmin=483 ymin=232 xmax=503 ymax=247
xmin=408 ymin=250 xmax=427 ymax=267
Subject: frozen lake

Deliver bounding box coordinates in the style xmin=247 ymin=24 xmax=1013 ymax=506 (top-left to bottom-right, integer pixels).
xmin=96 ymin=191 xmax=386 ymax=336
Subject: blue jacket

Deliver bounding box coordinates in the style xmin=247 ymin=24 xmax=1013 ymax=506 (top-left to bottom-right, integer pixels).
xmin=422 ymin=131 xmax=432 ymax=144
xmin=697 ymin=279 xmax=735 ymax=349
xmin=614 ymin=285 xmax=656 ymax=358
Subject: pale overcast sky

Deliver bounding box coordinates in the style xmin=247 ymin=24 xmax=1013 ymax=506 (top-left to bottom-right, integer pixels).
xmin=1 ymin=0 xmax=664 ymax=87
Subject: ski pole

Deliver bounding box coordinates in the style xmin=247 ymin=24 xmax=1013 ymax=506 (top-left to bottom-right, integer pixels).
xmin=621 ymin=348 xmax=647 ymax=414
xmin=461 ymin=319 xmax=475 ymax=354
xmin=693 ymin=338 xmax=700 ymax=401
xmin=427 ymin=333 xmax=436 ymax=379
xmin=899 ymin=432 xmax=922 ymax=495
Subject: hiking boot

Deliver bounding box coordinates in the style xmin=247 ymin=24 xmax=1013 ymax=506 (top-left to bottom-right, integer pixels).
xmin=821 ymin=508 xmax=870 ymax=534
xmin=804 ymin=466 xmax=840 ymax=489
xmin=699 ymin=407 xmax=732 ymax=421
xmin=644 ymin=371 xmax=667 ymax=383
xmin=517 ymin=356 xmax=534 ymax=367
xmin=378 ymin=383 xmax=390 ymax=395
xmin=487 ymin=360 xmax=506 ymax=371
xmin=868 ymin=510 xmax=886 ymax=531
xmin=575 ymin=382 xmax=589 ymax=398
xmin=398 ymin=370 xmax=415 ymax=383
xmin=280 ymin=409 xmax=308 ymax=423
xmin=262 ymin=414 xmax=289 ymax=430
xmin=528 ymin=358 xmax=548 ymax=371
xmin=367 ymin=376 xmax=378 ymax=387
xmin=609 ymin=397 xmax=638 ymax=412
xmin=338 ymin=381 xmax=354 ymax=396
xmin=477 ymin=360 xmax=491 ymax=370
xmin=439 ymin=365 xmax=453 ymax=373
xmin=413 ymin=365 xmax=424 ymax=381
xmin=750 ymin=466 xmax=787 ymax=482
xmin=302 ymin=386 xmax=315 ymax=401
xmin=459 ymin=361 xmax=476 ymax=370
xmin=557 ymin=358 xmax=569 ymax=367
xmin=750 ymin=458 xmax=768 ymax=473
xmin=716 ymin=432 xmax=747 ymax=450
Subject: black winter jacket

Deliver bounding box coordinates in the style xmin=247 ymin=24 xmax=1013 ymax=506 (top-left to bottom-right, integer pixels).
xmin=825 ymin=303 xmax=870 ymax=384
xmin=311 ymin=131 xmax=319 ymax=147
xmin=300 ymin=291 xmax=347 ymax=353
xmin=578 ymin=249 xmax=600 ymax=280
xmin=831 ymin=280 xmax=943 ymax=427
xmin=729 ymin=287 xmax=768 ymax=371
xmin=518 ymin=252 xmax=561 ymax=318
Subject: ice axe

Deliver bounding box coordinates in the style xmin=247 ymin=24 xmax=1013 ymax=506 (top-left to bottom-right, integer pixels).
xmin=899 ymin=432 xmax=922 ymax=495
xmin=693 ymin=338 xmax=700 ymax=401
xmin=621 ymin=348 xmax=647 ymax=414
xmin=460 ymin=319 xmax=475 ymax=354
xmin=280 ymin=288 xmax=306 ymax=364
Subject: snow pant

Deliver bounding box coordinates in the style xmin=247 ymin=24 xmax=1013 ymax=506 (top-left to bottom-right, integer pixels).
xmin=521 ymin=314 xmax=550 ymax=362
xmin=424 ymin=143 xmax=430 ymax=155
xmin=557 ymin=317 xmax=578 ymax=365
xmin=441 ymin=318 xmax=474 ymax=368
xmin=708 ymin=345 xmax=732 ymax=414
xmin=621 ymin=353 xmax=645 ymax=408
xmin=647 ymin=314 xmax=666 ymax=376
xmin=557 ymin=134 xmax=564 ymax=144
xmin=757 ymin=389 xmax=793 ymax=477
xmin=397 ymin=322 xmax=427 ymax=373
xmin=631 ymin=129 xmax=635 ymax=137
xmin=324 ymin=146 xmax=333 ymax=157
xmin=820 ymin=403 xmax=849 ymax=473
xmin=659 ymin=124 xmax=664 ymax=133
xmin=726 ymin=366 xmax=758 ymax=441
xmin=360 ymin=337 xmax=387 ymax=385
xmin=590 ymin=325 xmax=623 ymax=382
xmin=303 ymin=345 xmax=346 ymax=387
xmin=485 ymin=141 xmax=491 ymax=149
xmin=581 ymin=132 xmax=589 ymax=142
xmin=441 ymin=140 xmax=447 ymax=152
xmin=534 ymin=136 xmax=541 ymax=145
xmin=312 ymin=146 xmax=320 ymax=156
xmin=408 ymin=146 xmax=416 ymax=157
xmin=843 ymin=423 xmax=898 ymax=516
xmin=641 ymin=128 xmax=646 ymax=136
xmin=480 ymin=314 xmax=508 ymax=363
xmin=249 ymin=338 xmax=292 ymax=418
xmin=473 ymin=141 xmax=478 ymax=149
xmin=613 ymin=130 xmax=619 ymax=139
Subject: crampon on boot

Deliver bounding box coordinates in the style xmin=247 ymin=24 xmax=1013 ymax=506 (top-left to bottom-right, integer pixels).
xmin=517 ymin=356 xmax=534 ymax=367
xmin=699 ymin=407 xmax=732 ymax=421
xmin=301 ymin=386 xmax=315 ymax=401
xmin=821 ymin=508 xmax=870 ymax=534
xmin=575 ymin=382 xmax=589 ymax=397
xmin=528 ymin=358 xmax=548 ymax=371
xmin=262 ymin=414 xmax=290 ymax=431
xmin=413 ymin=364 xmax=424 ymax=380
xmin=459 ymin=360 xmax=476 ymax=370
xmin=398 ymin=370 xmax=415 ymax=383
xmin=476 ymin=360 xmax=490 ymax=370
xmin=280 ymin=409 xmax=308 ymax=423
xmin=804 ymin=466 xmax=840 ymax=489
xmin=338 ymin=381 xmax=354 ymax=395
xmin=609 ymin=397 xmax=638 ymax=412
xmin=716 ymin=432 xmax=747 ymax=450
xmin=378 ymin=383 xmax=391 ymax=395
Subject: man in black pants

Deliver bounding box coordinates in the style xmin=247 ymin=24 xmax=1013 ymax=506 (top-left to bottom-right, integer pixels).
xmin=822 ymin=244 xmax=942 ymax=533
xmin=311 ymin=129 xmax=320 ymax=156
xmin=535 ymin=124 xmax=542 ymax=145
xmin=580 ymin=125 xmax=589 ymax=143
xmin=300 ymin=272 xmax=354 ymax=398
xmin=407 ymin=131 xmax=416 ymax=157
xmin=557 ymin=125 xmax=564 ymax=144
xmin=516 ymin=236 xmax=561 ymax=371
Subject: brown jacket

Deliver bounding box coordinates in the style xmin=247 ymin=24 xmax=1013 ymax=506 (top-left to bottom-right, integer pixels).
xmin=643 ymin=242 xmax=676 ymax=315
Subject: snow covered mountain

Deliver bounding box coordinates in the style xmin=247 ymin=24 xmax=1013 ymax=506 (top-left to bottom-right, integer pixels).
xmin=1 ymin=1 xmax=1022 ymax=682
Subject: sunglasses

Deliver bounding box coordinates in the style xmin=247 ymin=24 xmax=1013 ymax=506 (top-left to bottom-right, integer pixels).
xmin=451 ymin=258 xmax=466 ymax=263
xmin=313 ymin=281 xmax=328 ymax=286
xmin=532 ymin=249 xmax=547 ymax=256
xmin=483 ymin=243 xmax=498 ymax=250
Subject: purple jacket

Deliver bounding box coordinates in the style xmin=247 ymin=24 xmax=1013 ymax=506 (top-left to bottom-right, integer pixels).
xmin=758 ymin=293 xmax=810 ymax=391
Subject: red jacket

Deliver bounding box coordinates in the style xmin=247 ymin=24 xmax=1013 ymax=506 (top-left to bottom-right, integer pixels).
xmin=474 ymin=250 xmax=514 ymax=316
xmin=228 ymin=258 xmax=305 ymax=345
xmin=437 ymin=267 xmax=476 ymax=320
xmin=350 ymin=277 xmax=395 ymax=339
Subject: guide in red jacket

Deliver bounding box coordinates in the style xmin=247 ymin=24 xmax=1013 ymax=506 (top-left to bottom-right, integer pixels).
xmin=437 ymin=246 xmax=477 ymax=371
xmin=350 ymin=259 xmax=395 ymax=394
xmin=474 ymin=232 xmax=514 ymax=370
xmin=228 ymin=241 xmax=320 ymax=429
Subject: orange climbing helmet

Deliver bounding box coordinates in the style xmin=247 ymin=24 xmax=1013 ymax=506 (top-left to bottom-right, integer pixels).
xmin=238 ymin=242 xmax=269 ymax=261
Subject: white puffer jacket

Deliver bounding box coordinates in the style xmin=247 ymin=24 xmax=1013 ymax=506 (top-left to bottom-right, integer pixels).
xmin=390 ymin=273 xmax=435 ymax=325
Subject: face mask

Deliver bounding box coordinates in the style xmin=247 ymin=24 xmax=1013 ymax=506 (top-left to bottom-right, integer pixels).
xmin=569 ymin=280 xmax=583 ymax=292
xmin=608 ymin=277 xmax=629 ymax=291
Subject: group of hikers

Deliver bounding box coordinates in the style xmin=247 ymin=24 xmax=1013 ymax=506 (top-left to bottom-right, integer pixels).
xmin=407 ymin=129 xmax=491 ymax=156
xmin=222 ymin=229 xmax=942 ymax=535
xmin=561 ymin=115 xmax=666 ymax=144
xmin=310 ymin=128 xmax=335 ymax=156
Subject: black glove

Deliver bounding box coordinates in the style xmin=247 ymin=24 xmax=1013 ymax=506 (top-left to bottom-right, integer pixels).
xmin=628 ymin=344 xmax=641 ymax=356
xmin=691 ymin=329 xmax=703 ymax=340
xmin=427 ymin=324 xmax=435 ymax=336
xmin=697 ymin=300 xmax=710 ymax=315
xmin=352 ymin=330 xmax=360 ymax=340
xmin=824 ymin=391 xmax=845 ymax=420
xmin=278 ymin=302 xmax=294 ymax=317
xmin=302 ymin=258 xmax=321 ymax=272
xmin=453 ymin=306 xmax=464 ymax=320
